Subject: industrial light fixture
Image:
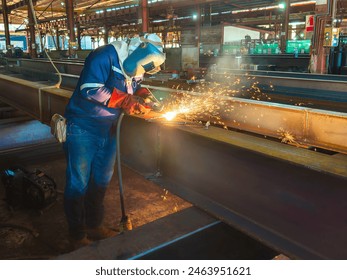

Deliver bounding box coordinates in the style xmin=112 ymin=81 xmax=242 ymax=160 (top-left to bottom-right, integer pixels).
xmin=192 ymin=14 xmax=198 ymax=20
xmin=278 ymin=3 xmax=285 ymax=9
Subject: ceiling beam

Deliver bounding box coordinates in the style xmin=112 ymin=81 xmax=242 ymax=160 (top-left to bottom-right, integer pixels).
xmin=13 ymin=6 xmax=66 ymax=13
xmin=5 ymin=0 xmax=36 ymax=12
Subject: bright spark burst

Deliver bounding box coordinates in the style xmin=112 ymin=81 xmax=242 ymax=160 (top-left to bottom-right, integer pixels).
xmin=277 ymin=128 xmax=302 ymax=147
xmin=279 ymin=130 xmax=296 ymax=144
xmin=163 ymin=111 xmax=177 ymax=121
xmin=161 ymin=82 xmax=231 ymax=126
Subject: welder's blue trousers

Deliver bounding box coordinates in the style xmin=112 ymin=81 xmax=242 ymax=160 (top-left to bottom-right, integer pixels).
xmin=63 ymin=122 xmax=117 ymax=239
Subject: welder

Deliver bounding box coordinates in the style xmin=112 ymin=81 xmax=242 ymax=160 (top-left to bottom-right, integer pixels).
xmin=63 ymin=33 xmax=166 ymax=248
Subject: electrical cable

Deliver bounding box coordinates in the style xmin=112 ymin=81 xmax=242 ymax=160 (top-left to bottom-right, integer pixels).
xmin=116 ymin=112 xmax=133 ymax=232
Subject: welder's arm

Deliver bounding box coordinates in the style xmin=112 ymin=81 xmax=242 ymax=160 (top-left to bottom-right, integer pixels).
xmin=85 ymin=86 xmax=112 ymax=104
xmin=78 ymin=50 xmax=115 ymax=104
xmin=108 ymin=88 xmax=151 ymax=115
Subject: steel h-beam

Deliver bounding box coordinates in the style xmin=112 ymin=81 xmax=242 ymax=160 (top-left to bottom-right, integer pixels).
xmin=65 ymin=0 xmax=77 ymax=56
xmin=0 ymin=74 xmax=347 ymax=259
xmin=120 ymin=115 xmax=347 ymax=260
xmin=27 ymin=3 xmax=37 ymax=58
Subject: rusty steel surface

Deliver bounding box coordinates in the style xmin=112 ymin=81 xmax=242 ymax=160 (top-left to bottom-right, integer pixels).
xmin=220 ymin=99 xmax=347 ymax=155
xmin=120 ymin=117 xmax=347 ymax=259
xmin=147 ymin=85 xmax=347 ymax=155
xmin=1 ymin=74 xmax=347 ymax=155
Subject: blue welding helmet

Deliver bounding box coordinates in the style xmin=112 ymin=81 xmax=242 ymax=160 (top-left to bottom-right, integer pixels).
xmin=123 ymin=34 xmax=166 ymax=77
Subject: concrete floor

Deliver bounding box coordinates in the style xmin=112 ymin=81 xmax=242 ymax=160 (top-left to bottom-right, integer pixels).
xmin=0 ymin=119 xmax=191 ymax=259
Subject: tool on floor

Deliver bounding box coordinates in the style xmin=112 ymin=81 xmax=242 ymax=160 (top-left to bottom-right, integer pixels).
xmin=116 ymin=112 xmax=133 ymax=232
xmin=1 ymin=167 xmax=57 ymax=210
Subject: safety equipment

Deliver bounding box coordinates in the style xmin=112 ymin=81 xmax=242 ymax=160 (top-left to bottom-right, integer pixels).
xmin=1 ymin=167 xmax=57 ymax=210
xmin=123 ymin=34 xmax=166 ymax=77
xmin=108 ymin=88 xmax=151 ymax=115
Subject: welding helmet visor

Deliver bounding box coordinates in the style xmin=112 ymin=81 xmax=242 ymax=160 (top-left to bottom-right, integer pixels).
xmin=123 ymin=34 xmax=166 ymax=77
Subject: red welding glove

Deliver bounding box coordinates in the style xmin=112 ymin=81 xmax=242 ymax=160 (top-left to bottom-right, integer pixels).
xmin=134 ymin=87 xmax=151 ymax=99
xmin=108 ymin=88 xmax=151 ymax=115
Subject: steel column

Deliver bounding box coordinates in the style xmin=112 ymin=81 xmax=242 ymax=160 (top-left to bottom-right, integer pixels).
xmin=312 ymin=0 xmax=329 ymax=73
xmin=195 ymin=3 xmax=201 ymax=49
xmin=76 ymin=23 xmax=82 ymax=50
xmin=141 ymin=0 xmax=149 ymax=33
xmin=1 ymin=0 xmax=11 ymax=49
xmin=103 ymin=26 xmax=109 ymax=45
xmin=281 ymin=0 xmax=290 ymax=53
xmin=28 ymin=3 xmax=37 ymax=58
xmin=65 ymin=0 xmax=77 ymax=56
xmin=56 ymin=27 xmax=61 ymax=51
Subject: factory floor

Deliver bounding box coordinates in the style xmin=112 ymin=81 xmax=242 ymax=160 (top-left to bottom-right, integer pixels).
xmin=0 ymin=119 xmax=191 ymax=260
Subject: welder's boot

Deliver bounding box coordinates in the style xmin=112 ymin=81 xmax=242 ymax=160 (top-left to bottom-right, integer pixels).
xmin=64 ymin=197 xmax=92 ymax=249
xmin=87 ymin=226 xmax=118 ymax=241
xmin=85 ymin=186 xmax=106 ymax=229
xmin=85 ymin=186 xmax=117 ymax=240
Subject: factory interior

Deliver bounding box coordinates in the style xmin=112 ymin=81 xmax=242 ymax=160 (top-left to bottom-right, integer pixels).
xmin=0 ymin=0 xmax=346 ymax=260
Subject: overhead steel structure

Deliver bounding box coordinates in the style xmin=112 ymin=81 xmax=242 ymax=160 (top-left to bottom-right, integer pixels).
xmin=0 ymin=0 xmax=319 ymax=47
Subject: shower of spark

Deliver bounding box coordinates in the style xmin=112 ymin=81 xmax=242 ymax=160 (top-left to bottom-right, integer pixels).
xmin=157 ymin=73 xmax=275 ymax=130
xmin=160 ymin=74 xmax=250 ymax=125
xmin=278 ymin=128 xmax=296 ymax=144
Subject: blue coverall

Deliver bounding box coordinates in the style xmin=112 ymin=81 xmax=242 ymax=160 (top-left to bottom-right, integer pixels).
xmin=63 ymin=44 xmax=139 ymax=239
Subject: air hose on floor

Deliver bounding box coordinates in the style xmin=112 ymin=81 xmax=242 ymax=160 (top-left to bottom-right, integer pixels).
xmin=116 ymin=90 xmax=162 ymax=232
xmin=116 ymin=112 xmax=133 ymax=232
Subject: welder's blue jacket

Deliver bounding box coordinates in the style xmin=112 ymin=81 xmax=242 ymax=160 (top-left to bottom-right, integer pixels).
xmin=65 ymin=44 xmax=138 ymax=136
